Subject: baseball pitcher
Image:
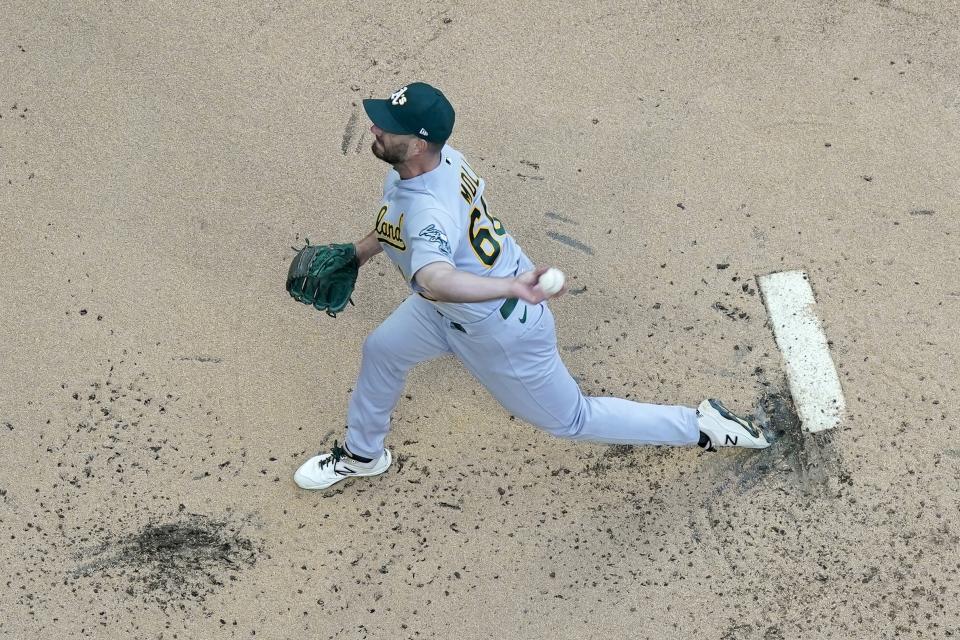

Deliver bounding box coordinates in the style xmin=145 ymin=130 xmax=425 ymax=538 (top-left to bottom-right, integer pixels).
xmin=289 ymin=82 xmax=770 ymax=491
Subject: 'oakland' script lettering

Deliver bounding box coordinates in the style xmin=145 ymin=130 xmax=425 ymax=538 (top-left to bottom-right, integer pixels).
xmin=376 ymin=205 xmax=406 ymax=250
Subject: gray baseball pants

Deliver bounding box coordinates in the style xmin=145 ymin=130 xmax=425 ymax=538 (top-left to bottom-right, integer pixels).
xmin=344 ymin=294 xmax=699 ymax=460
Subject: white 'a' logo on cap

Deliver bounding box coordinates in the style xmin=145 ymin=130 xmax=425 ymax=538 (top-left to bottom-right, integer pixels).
xmin=419 ymin=128 xmax=429 ymax=136
xmin=390 ymin=86 xmax=408 ymax=105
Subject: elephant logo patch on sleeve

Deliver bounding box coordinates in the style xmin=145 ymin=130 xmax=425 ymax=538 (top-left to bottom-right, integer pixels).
xmin=419 ymin=224 xmax=452 ymax=256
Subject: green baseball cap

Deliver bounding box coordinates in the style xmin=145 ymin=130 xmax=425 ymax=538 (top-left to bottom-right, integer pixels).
xmin=363 ymin=82 xmax=455 ymax=144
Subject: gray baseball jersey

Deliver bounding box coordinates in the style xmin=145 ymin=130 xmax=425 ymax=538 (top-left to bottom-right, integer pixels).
xmin=373 ymin=144 xmax=529 ymax=323
xmin=341 ymin=144 xmax=700 ymax=461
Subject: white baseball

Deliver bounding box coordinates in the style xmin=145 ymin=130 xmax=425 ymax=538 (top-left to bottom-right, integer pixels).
xmin=538 ymin=268 xmax=565 ymax=296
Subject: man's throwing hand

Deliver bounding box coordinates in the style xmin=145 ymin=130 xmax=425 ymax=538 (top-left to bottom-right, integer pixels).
xmin=512 ymin=266 xmax=568 ymax=304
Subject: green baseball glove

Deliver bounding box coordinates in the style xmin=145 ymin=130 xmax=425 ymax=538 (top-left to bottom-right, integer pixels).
xmin=286 ymin=241 xmax=359 ymax=317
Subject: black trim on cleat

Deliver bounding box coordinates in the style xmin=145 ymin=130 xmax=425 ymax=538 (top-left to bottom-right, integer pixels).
xmin=697 ymin=431 xmax=713 ymax=450
xmin=707 ymin=399 xmax=761 ymax=438
xmin=343 ymin=444 xmax=373 ymax=463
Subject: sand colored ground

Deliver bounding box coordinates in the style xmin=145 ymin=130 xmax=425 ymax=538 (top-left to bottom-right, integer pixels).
xmin=1 ymin=1 xmax=958 ymax=638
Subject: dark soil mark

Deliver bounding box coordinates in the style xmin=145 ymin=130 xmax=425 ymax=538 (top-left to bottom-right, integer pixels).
xmin=584 ymin=444 xmax=639 ymax=475
xmin=341 ymin=110 xmax=359 ymax=155
xmin=605 ymin=444 xmax=634 ymax=458
xmin=712 ymin=301 xmax=750 ymax=321
xmin=70 ymin=512 xmax=261 ymax=608
xmin=545 ymin=211 xmax=576 ymax=224
xmin=176 ymin=355 xmax=222 ymax=363
xmin=354 ymin=129 xmax=367 ymax=154
xmin=546 ymin=231 xmax=594 ymax=255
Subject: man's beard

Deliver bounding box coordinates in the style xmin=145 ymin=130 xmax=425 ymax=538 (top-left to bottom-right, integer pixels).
xmin=371 ymin=139 xmax=407 ymax=165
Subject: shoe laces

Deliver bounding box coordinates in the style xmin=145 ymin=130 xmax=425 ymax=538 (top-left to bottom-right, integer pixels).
xmin=318 ymin=441 xmax=347 ymax=470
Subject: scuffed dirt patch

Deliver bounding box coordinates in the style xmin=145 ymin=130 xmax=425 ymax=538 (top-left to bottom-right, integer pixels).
xmin=69 ymin=511 xmax=261 ymax=609
xmin=696 ymin=373 xmax=847 ymax=500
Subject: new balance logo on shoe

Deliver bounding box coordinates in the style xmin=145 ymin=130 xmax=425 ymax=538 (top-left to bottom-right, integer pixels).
xmin=695 ymin=399 xmax=771 ymax=450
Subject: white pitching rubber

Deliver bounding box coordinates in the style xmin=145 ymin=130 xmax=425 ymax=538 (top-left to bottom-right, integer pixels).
xmin=757 ymin=270 xmax=846 ymax=433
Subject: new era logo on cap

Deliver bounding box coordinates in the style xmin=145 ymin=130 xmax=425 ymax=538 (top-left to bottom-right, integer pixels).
xmin=363 ymin=82 xmax=455 ymax=144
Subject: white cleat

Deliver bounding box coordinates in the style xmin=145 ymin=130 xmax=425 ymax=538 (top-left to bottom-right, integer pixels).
xmin=696 ymin=399 xmax=770 ymax=451
xmin=293 ymin=441 xmax=392 ymax=490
